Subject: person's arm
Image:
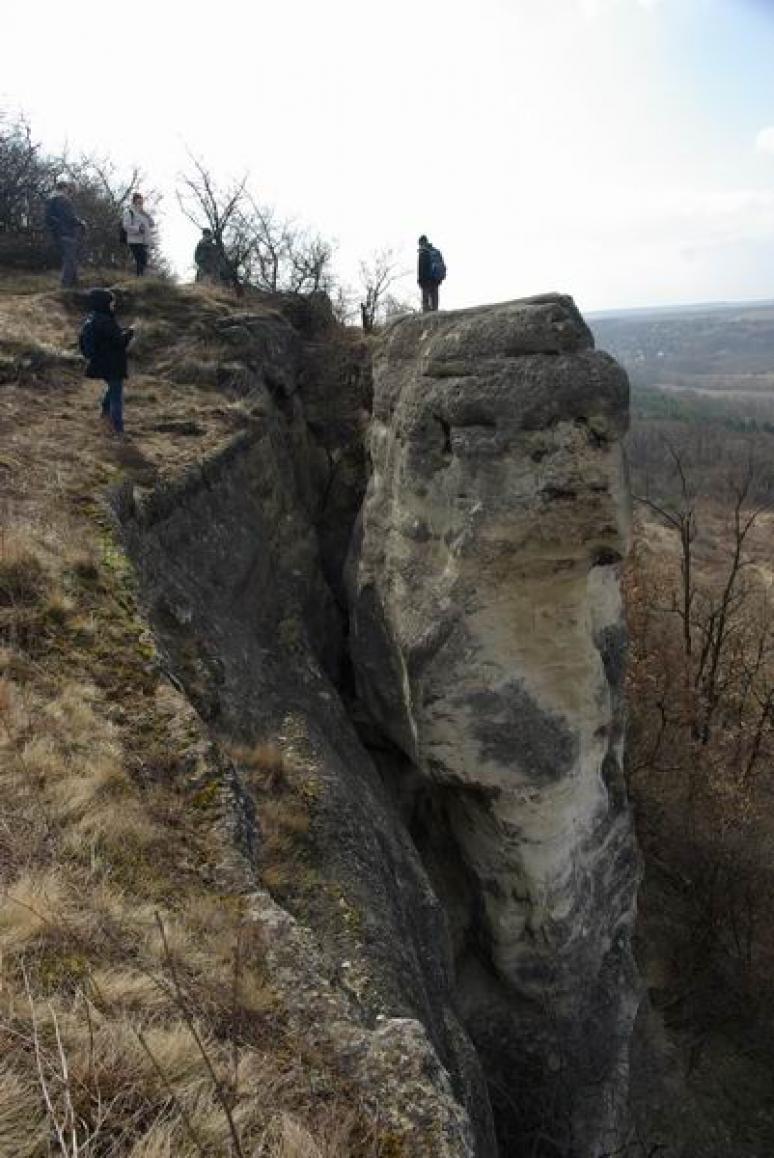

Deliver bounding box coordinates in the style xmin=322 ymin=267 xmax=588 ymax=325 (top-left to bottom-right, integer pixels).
xmin=98 ymin=316 xmax=131 ymax=352
xmin=60 ymin=200 xmax=81 ymax=233
xmin=418 ymin=250 xmax=431 ymax=284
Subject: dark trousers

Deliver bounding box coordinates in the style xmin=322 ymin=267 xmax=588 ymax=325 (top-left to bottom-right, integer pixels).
xmin=129 ymin=243 xmax=149 ymax=277
xmin=421 ymin=282 xmax=439 ymax=312
xmin=59 ymin=235 xmax=79 ymax=288
xmin=101 ymin=379 xmax=124 ymax=433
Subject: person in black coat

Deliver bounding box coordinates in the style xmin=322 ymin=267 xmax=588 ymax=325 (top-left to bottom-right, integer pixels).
xmin=417 ymin=234 xmax=440 ymax=313
xmin=79 ymin=289 xmax=134 ymax=435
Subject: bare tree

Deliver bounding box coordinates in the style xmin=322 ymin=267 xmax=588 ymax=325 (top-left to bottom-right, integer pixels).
xmin=177 ymin=155 xmax=335 ymax=296
xmin=62 ymin=151 xmax=162 ymax=271
xmin=0 ymin=113 xmax=49 ymax=235
xmin=633 ymin=438 xmax=698 ymax=660
xmin=177 ymin=152 xmax=249 ymax=289
xmin=358 ymin=248 xmax=409 ymax=332
xmin=239 ymin=197 xmax=334 ymax=294
xmin=0 ymin=109 xmax=159 ymax=272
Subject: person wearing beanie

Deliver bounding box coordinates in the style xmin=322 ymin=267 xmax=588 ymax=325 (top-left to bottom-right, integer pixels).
xmin=78 ymin=289 xmax=135 ymax=435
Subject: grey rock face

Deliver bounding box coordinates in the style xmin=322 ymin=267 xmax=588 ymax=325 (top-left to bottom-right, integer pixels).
xmin=117 ymin=317 xmax=496 ymax=1157
xmin=350 ymin=295 xmax=641 ymax=1154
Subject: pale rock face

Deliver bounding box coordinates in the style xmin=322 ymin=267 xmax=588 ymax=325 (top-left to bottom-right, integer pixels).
xmin=350 ymin=295 xmax=641 ymax=1153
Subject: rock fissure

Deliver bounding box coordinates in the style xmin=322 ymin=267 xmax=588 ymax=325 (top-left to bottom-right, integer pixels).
xmin=117 ymin=293 xmax=639 ymax=1157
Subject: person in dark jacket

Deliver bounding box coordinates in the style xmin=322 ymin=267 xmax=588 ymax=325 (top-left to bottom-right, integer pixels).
xmin=45 ymin=181 xmax=86 ymax=288
xmin=80 ymin=289 xmax=134 ymax=435
xmin=417 ymin=234 xmax=440 ymax=313
xmin=194 ymin=229 xmax=219 ymax=283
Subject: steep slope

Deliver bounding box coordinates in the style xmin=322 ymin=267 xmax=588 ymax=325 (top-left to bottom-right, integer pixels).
xmin=0 ymin=276 xmax=639 ymax=1157
xmin=0 ymin=276 xmax=484 ymax=1157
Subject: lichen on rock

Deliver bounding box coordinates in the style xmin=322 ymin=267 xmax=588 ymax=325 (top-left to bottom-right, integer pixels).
xmin=350 ymin=295 xmax=641 ymax=1154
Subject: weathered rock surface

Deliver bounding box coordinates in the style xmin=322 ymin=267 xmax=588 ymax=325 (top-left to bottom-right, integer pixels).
xmin=116 ymin=314 xmax=496 ymax=1156
xmin=350 ymin=295 xmax=641 ymax=1154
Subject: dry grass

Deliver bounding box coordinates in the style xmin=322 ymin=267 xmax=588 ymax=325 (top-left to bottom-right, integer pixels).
xmin=229 ymin=743 xmax=322 ymax=904
xmin=0 ymin=279 xmax=393 ymax=1156
xmin=0 ymin=515 xmax=384 ymax=1155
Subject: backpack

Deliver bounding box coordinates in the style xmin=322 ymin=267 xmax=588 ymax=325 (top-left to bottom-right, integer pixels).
xmin=429 ymin=246 xmax=446 ymax=283
xmin=78 ymin=317 xmax=95 ymax=359
xmin=118 ymin=208 xmax=133 ymax=246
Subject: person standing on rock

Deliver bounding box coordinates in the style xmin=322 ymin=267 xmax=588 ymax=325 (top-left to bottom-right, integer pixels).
xmin=78 ymin=289 xmax=134 ymax=437
xmin=45 ymin=181 xmax=86 ymax=288
xmin=417 ymin=234 xmax=446 ymax=312
xmin=122 ymin=192 xmax=155 ymax=277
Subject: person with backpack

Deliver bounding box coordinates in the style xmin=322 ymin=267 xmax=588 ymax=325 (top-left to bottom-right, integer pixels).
xmin=45 ymin=181 xmax=86 ymax=288
xmin=79 ymin=289 xmax=134 ymax=436
xmin=122 ymin=192 xmax=155 ymax=277
xmin=194 ymin=228 xmax=219 ymax=284
xmin=417 ymin=234 xmax=446 ymax=312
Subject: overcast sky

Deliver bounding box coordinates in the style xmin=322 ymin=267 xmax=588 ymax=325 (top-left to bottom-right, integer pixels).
xmin=5 ymin=0 xmax=774 ymax=311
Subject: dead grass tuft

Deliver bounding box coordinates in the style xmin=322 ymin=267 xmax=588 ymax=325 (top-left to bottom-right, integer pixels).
xmin=235 ymin=741 xmax=288 ymax=793
xmin=0 ymin=547 xmax=49 ymax=608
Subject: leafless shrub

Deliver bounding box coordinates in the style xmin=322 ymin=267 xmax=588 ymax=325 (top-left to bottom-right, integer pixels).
xmin=0 ymin=108 xmax=160 ymax=274
xmin=357 ymin=249 xmax=411 ymax=332
xmin=177 ymin=154 xmax=335 ymax=296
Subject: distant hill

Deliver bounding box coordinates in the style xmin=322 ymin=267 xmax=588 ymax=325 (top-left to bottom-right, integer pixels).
xmin=590 ymin=300 xmax=774 ymax=391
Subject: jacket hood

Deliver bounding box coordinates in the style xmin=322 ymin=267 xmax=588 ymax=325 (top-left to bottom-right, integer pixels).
xmin=87 ymin=288 xmax=114 ymax=314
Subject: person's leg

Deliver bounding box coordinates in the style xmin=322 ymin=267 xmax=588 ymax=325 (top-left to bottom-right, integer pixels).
xmin=139 ymin=245 xmax=149 ymax=276
xmin=431 ymin=284 xmax=439 ymax=311
xmin=129 ymin=244 xmax=142 ymax=276
xmin=100 ymin=382 xmax=112 ymax=425
xmin=421 ymin=285 xmax=431 ymax=312
xmin=60 ymin=236 xmax=77 ymax=288
xmin=106 ymin=379 xmax=124 ymax=434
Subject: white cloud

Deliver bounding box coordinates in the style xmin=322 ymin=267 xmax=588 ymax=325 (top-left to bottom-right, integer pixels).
xmin=578 ymin=0 xmax=662 ymax=18
xmin=755 ymin=127 xmax=774 ymax=154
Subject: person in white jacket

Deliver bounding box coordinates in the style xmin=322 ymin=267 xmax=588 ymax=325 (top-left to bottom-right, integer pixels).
xmin=122 ymin=193 xmax=155 ymax=277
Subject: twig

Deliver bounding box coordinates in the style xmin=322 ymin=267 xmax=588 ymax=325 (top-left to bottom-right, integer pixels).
xmin=154 ymin=911 xmax=245 ymax=1157
xmin=50 ymin=1000 xmax=79 ymax=1156
xmin=231 ymin=924 xmax=243 ymax=1101
xmin=21 ymin=960 xmax=70 ymax=1155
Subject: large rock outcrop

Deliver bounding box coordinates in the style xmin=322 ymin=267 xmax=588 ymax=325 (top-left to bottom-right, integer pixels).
xmin=117 ymin=310 xmax=497 ymax=1157
xmin=350 ymin=295 xmax=641 ymax=1154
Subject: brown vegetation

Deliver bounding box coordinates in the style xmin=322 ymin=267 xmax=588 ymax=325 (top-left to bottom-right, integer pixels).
xmin=625 ymin=432 xmax=774 ymax=1154
xmin=0 ymin=274 xmax=397 ymax=1155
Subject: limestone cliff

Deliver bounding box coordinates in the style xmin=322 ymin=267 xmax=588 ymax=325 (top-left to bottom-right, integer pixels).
xmin=1 ymin=278 xmax=640 ymax=1156
xmin=102 ymin=288 xmax=639 ymax=1156
xmin=350 ymin=296 xmax=641 ymax=1154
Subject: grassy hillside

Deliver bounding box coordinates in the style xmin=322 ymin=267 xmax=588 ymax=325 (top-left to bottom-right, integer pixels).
xmin=0 ymin=274 xmax=390 ymax=1157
